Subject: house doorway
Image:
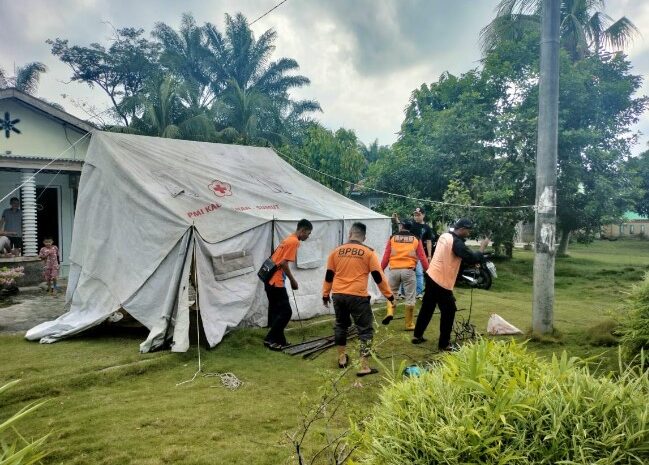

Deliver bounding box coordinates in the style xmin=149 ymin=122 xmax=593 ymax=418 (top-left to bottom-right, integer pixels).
xmin=36 ymin=187 xmax=60 ymax=252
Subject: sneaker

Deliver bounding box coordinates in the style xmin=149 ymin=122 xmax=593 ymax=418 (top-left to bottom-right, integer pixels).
xmin=411 ymin=336 xmax=427 ymax=345
xmin=397 ymin=293 xmax=405 ymax=300
xmin=416 ymin=293 xmax=423 ymax=300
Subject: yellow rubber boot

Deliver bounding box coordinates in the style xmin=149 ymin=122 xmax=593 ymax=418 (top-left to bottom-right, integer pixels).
xmin=382 ymin=300 xmax=395 ymax=325
xmin=404 ymin=305 xmax=415 ymax=331
xmin=337 ymin=346 xmax=348 ymax=368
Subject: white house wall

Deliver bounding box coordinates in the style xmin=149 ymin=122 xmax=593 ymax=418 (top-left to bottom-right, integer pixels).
xmin=0 ymin=171 xmax=75 ymax=277
xmin=0 ymin=100 xmax=89 ymax=160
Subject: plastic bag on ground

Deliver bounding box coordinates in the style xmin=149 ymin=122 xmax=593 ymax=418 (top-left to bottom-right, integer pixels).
xmin=487 ymin=313 xmax=523 ymax=335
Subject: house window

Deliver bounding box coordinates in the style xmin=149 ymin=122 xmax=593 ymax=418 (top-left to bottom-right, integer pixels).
xmin=630 ymin=224 xmax=635 ymax=234
xmin=641 ymin=225 xmax=646 ymax=234
xmin=620 ymin=224 xmax=626 ymax=234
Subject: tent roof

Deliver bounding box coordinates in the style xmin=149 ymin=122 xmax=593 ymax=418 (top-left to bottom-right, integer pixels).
xmin=86 ymin=131 xmax=386 ymax=243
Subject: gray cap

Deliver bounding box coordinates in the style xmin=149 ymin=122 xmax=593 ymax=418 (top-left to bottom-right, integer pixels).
xmin=454 ymin=218 xmax=474 ymax=229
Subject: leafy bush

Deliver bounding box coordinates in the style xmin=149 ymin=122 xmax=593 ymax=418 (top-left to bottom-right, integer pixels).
xmin=620 ymin=272 xmax=649 ymax=360
xmin=1 ymin=380 xmax=49 ymax=464
xmin=351 ymin=339 xmax=649 ymax=464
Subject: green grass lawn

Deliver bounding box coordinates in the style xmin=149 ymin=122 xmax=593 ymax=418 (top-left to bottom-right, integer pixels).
xmin=2 ymin=239 xmax=649 ymax=464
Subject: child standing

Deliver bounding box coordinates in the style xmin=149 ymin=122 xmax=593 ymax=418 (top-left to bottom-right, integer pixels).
xmin=39 ymin=237 xmax=59 ymax=295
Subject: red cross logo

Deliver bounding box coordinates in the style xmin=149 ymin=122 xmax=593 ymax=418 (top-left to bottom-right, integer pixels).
xmin=208 ymin=180 xmax=232 ymax=197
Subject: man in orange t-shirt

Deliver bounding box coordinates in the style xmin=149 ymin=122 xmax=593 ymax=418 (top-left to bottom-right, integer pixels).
xmin=264 ymin=219 xmax=313 ymax=350
xmin=412 ymin=218 xmax=489 ymax=351
xmin=322 ymin=222 xmax=394 ymax=376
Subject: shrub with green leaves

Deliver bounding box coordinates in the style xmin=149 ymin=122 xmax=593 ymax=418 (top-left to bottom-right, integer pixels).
xmin=621 ymin=272 xmax=649 ymax=360
xmin=351 ymin=339 xmax=649 ymax=464
xmin=1 ymin=380 xmax=49 ymax=465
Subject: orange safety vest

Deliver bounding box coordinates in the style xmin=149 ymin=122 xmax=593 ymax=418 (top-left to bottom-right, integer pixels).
xmin=389 ymin=233 xmax=420 ymax=269
xmin=427 ymin=232 xmax=461 ymax=290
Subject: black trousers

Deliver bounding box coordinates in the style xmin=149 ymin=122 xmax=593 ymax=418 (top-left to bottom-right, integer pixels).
xmin=264 ymin=283 xmax=292 ymax=346
xmin=414 ymin=274 xmax=457 ymax=349
xmin=332 ymin=294 xmax=373 ymax=356
xmin=9 ymin=236 xmax=22 ymax=250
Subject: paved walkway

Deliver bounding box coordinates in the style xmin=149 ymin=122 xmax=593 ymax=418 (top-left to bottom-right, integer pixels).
xmin=0 ymin=284 xmax=67 ymax=334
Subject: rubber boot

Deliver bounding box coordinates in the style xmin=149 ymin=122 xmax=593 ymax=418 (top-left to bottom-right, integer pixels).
xmin=404 ymin=305 xmax=415 ymax=331
xmin=382 ymin=300 xmax=395 ymax=325
xmin=337 ymin=346 xmax=348 ymax=368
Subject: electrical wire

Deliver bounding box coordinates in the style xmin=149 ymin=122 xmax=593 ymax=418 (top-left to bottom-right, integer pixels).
xmin=250 ymin=0 xmax=289 ymax=25
xmin=0 ymin=131 xmax=92 ymax=205
xmin=1 ymin=100 xmax=116 ymax=204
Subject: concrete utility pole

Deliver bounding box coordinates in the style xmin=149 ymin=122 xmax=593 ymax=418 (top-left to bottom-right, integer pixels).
xmin=533 ymin=0 xmax=561 ymax=334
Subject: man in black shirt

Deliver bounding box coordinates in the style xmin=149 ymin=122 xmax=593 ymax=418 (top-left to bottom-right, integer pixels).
xmin=394 ymin=207 xmax=437 ymax=297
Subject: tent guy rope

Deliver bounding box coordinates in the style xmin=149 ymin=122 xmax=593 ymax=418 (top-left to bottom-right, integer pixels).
xmin=0 ymin=130 xmax=92 ymax=204
xmin=272 ymin=146 xmax=543 ymax=211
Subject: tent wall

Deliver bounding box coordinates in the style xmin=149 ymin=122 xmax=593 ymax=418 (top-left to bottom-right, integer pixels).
xmin=194 ymin=223 xmax=273 ymax=347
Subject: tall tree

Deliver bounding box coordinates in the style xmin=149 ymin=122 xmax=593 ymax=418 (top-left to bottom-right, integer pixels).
xmin=152 ymin=14 xmax=215 ymax=111
xmin=203 ymin=13 xmax=321 ymax=144
xmin=627 ymin=148 xmax=649 ymax=218
xmin=369 ymin=70 xmax=503 ymax=203
xmin=48 ymin=27 xmax=161 ymax=126
xmin=482 ymin=2 xmax=645 ymax=254
xmin=481 ymin=0 xmax=639 ymax=60
xmin=0 ymin=62 xmax=47 ymax=94
xmin=281 ymin=125 xmax=365 ymax=195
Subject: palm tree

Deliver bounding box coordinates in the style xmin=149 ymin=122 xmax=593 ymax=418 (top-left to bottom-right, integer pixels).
xmin=203 ymin=13 xmax=321 ymax=144
xmin=150 ymin=13 xmax=320 ymax=145
xmin=126 ymin=75 xmax=216 ymax=142
xmin=152 ymin=14 xmax=214 ymax=111
xmin=0 ymin=62 xmax=47 ymax=94
xmin=481 ymin=0 xmax=639 ymax=60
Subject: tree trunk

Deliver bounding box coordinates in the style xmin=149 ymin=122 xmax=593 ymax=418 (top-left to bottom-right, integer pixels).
xmin=504 ymin=241 xmax=513 ymax=259
xmin=557 ymin=228 xmax=571 ymax=256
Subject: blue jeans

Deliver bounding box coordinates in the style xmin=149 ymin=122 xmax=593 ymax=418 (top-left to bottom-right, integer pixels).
xmin=415 ymin=261 xmax=424 ymax=295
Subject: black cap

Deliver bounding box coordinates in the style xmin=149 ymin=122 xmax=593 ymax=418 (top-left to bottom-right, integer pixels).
xmin=454 ymin=218 xmax=474 ymax=229
xmin=400 ymin=219 xmax=413 ymax=231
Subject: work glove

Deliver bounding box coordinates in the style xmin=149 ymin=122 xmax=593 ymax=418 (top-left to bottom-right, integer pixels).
xmin=322 ymin=295 xmax=330 ymax=307
xmin=387 ymin=295 xmax=395 ymax=303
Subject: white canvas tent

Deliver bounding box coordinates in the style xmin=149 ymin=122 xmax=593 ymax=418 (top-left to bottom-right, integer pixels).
xmin=26 ymin=131 xmax=390 ymax=352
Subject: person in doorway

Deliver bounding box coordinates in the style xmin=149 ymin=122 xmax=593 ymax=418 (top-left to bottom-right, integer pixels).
xmin=380 ymin=220 xmax=429 ymax=330
xmin=39 ymin=236 xmax=60 ymax=295
xmin=412 ymin=218 xmax=489 ymax=351
xmin=1 ymin=197 xmax=22 ymax=251
xmin=322 ymin=222 xmax=394 ymax=377
xmin=264 ymin=219 xmax=313 ymax=350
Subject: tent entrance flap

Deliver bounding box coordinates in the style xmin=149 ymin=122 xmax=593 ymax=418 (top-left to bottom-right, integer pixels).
xmin=123 ymin=229 xmax=193 ymax=353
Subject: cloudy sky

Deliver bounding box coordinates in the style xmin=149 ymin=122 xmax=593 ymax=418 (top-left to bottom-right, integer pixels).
xmin=1 ymin=0 xmax=648 ymax=153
